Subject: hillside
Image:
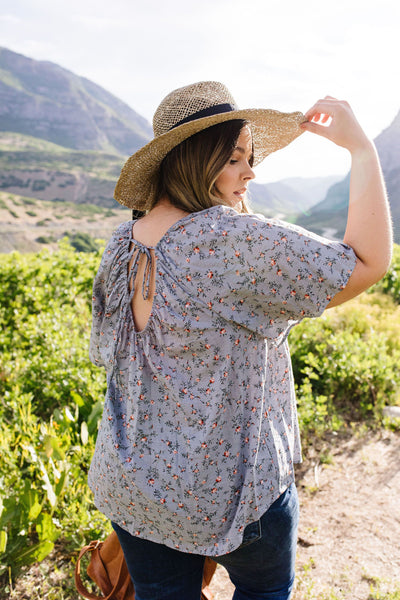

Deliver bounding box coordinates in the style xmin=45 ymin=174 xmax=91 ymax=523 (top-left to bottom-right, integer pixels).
xmin=249 ymin=175 xmax=340 ymax=219
xmin=0 ymin=131 xmax=125 ymax=208
xmin=0 ymin=128 xmax=339 ymax=253
xmin=1 ymin=46 xmax=377 ymax=252
xmin=0 ymin=47 xmax=152 ymax=154
xmin=0 ymin=191 xmax=131 ymax=253
xmin=297 ymin=110 xmax=400 ymax=243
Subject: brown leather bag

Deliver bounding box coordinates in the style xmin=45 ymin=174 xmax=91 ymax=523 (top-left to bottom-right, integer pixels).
xmin=75 ymin=530 xmax=217 ymax=600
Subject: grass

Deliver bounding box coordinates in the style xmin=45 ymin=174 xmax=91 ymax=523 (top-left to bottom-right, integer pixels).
xmin=364 ymin=575 xmax=400 ymax=600
xmin=293 ymin=566 xmax=400 ymax=600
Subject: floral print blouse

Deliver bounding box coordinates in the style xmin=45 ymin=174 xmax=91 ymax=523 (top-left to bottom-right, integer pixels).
xmin=88 ymin=204 xmax=356 ymax=556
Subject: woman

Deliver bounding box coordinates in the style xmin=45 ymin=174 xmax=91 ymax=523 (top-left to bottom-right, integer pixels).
xmin=88 ymin=81 xmax=392 ymax=600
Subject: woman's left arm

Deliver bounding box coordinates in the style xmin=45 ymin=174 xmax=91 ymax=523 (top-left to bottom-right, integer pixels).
xmin=301 ymin=97 xmax=393 ymax=308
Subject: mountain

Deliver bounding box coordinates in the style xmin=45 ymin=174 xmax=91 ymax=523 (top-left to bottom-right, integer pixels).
xmin=0 ymin=46 xmax=359 ymax=252
xmin=0 ymin=47 xmax=152 ymax=154
xmin=296 ymin=111 xmax=400 ymax=243
xmin=248 ymin=175 xmax=341 ymax=218
xmin=0 ymin=128 xmax=338 ymax=213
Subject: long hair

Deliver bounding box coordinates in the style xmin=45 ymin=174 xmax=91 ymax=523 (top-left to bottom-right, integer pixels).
xmin=152 ymin=120 xmax=252 ymax=214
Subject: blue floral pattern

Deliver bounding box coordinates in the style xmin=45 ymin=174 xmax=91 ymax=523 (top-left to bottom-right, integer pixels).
xmin=88 ymin=205 xmax=356 ymax=556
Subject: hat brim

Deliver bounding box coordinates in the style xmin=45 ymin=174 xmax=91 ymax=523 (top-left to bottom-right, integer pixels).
xmin=114 ymin=108 xmax=306 ymax=210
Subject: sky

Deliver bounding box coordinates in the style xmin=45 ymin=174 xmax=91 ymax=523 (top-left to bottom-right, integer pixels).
xmin=1 ymin=0 xmax=399 ymax=184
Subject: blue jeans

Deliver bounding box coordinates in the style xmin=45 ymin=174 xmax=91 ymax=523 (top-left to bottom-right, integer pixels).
xmin=112 ymin=482 xmax=299 ymax=600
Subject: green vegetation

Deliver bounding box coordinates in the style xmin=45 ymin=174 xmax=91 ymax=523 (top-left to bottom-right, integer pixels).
xmin=294 ymin=573 xmax=400 ymax=600
xmin=0 ymin=242 xmax=109 ymax=586
xmin=36 ymin=235 xmax=56 ymax=244
xmin=370 ymin=244 xmax=400 ymax=304
xmin=21 ymin=197 xmax=37 ymax=205
xmin=365 ymin=576 xmax=400 ymax=600
xmin=65 ymin=232 xmax=101 ymax=253
xmin=0 ymin=68 xmax=24 ymax=92
xmin=0 ymin=244 xmax=399 ymax=597
xmin=0 ymin=131 xmax=125 ymax=180
xmin=65 ymin=203 xmax=109 ymax=217
xmin=0 ymin=132 xmax=70 ymax=153
xmin=290 ymin=292 xmax=400 ymax=439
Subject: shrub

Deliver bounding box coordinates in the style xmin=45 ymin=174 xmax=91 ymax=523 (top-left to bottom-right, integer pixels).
xmin=369 ymin=244 xmax=400 ymax=304
xmin=64 ymin=232 xmax=100 ymax=253
xmin=0 ymin=242 xmax=399 ymax=577
xmin=36 ymin=235 xmax=55 ymax=244
xmin=0 ymin=243 xmax=108 ymax=575
xmin=290 ymin=292 xmax=400 ymax=438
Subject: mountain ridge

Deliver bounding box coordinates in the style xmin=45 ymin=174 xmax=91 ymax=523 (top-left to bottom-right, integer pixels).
xmin=0 ymin=130 xmax=339 ymax=213
xmin=297 ymin=110 xmax=400 ymax=243
xmin=1 ymin=46 xmax=397 ymax=248
xmin=0 ymin=46 xmax=152 ymax=155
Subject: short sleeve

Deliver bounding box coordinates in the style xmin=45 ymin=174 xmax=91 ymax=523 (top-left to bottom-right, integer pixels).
xmin=176 ymin=210 xmax=357 ymax=343
xmin=89 ymin=222 xmax=132 ymax=369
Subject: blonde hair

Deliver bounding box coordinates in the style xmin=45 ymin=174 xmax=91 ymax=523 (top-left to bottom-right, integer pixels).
xmin=153 ymin=120 xmax=252 ymax=214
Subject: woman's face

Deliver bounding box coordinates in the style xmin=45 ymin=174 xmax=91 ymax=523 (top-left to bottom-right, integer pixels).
xmin=214 ymin=125 xmax=255 ymax=210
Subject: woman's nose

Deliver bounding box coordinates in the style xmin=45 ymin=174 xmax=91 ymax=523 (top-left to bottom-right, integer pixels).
xmin=243 ymin=165 xmax=255 ymax=181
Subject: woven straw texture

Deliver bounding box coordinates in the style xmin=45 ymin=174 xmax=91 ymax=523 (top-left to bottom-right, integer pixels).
xmin=114 ymin=81 xmax=305 ymax=210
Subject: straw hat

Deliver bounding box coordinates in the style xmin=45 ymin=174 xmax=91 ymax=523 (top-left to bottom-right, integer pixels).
xmin=114 ymin=81 xmax=305 ymax=211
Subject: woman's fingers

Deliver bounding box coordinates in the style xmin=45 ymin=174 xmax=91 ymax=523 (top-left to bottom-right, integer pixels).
xmin=301 ymin=97 xmax=370 ymax=152
xmin=304 ymin=98 xmax=340 ymax=121
xmin=300 ymin=119 xmax=332 ymax=140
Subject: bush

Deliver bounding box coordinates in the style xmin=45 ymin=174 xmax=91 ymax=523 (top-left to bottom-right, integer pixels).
xmin=36 ymin=234 xmax=55 ymax=244
xmin=0 ymin=243 xmax=109 ymax=576
xmin=0 ymin=242 xmax=399 ymax=577
xmin=290 ymin=292 xmax=400 ymax=438
xmin=369 ymin=244 xmax=400 ymax=304
xmin=64 ymin=232 xmax=100 ymax=253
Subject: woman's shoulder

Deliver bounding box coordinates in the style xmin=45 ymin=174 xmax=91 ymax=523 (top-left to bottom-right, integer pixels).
xmin=186 ymin=205 xmax=298 ymax=241
xmin=182 ymin=205 xmax=267 ymax=233
xmin=101 ymin=220 xmax=134 ymax=251
xmin=112 ymin=220 xmax=135 ymax=239
xmin=162 ymin=206 xmax=304 ymax=253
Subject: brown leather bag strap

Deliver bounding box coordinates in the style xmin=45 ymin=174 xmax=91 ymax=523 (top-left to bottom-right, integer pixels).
xmin=75 ymin=542 xmax=105 ymax=600
xmin=75 ymin=539 xmax=132 ymax=600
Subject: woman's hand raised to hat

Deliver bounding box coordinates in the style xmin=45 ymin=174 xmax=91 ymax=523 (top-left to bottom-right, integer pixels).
xmin=303 ymin=96 xmax=392 ymax=310
xmin=300 ymin=96 xmax=373 ymax=156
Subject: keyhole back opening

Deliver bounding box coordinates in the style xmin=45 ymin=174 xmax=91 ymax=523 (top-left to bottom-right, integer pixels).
xmin=128 ymin=245 xmax=157 ymax=332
